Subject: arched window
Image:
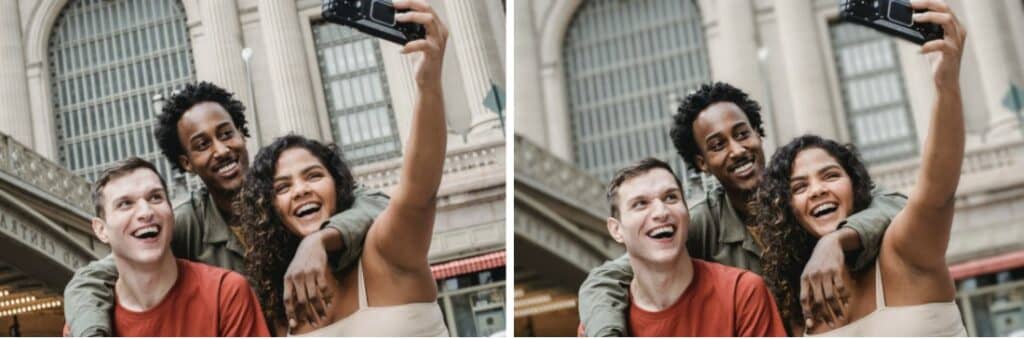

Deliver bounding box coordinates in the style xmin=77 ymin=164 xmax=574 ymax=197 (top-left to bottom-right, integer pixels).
xmin=312 ymin=22 xmax=401 ymax=166
xmin=48 ymin=0 xmax=195 ymax=194
xmin=563 ymin=0 xmax=710 ymax=183
xmin=829 ymin=23 xmax=917 ymax=164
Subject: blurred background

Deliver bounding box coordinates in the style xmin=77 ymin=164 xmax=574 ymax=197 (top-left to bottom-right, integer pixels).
xmin=0 ymin=0 xmax=506 ymax=336
xmin=514 ymin=0 xmax=1024 ymax=336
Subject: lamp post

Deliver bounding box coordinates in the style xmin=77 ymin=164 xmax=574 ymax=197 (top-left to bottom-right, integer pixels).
xmin=241 ymin=47 xmax=262 ymax=144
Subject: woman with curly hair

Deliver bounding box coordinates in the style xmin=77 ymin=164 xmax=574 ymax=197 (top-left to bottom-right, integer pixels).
xmin=756 ymin=1 xmax=967 ymax=335
xmin=239 ymin=0 xmax=449 ymax=335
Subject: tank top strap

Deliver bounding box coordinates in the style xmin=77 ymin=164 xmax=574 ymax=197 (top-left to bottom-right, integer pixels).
xmin=357 ymin=261 xmax=368 ymax=309
xmin=874 ymin=261 xmax=886 ymax=309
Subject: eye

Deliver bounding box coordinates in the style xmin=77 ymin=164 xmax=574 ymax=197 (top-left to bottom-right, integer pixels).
xmin=707 ymin=140 xmax=724 ymax=152
xmin=148 ymin=193 xmax=165 ymax=203
xmin=219 ymin=129 xmax=235 ymax=140
xmin=791 ymin=183 xmax=807 ymax=194
xmin=308 ymin=172 xmax=324 ymax=181
xmin=664 ymin=193 xmax=680 ymax=203
xmin=193 ymin=139 xmax=210 ymax=151
xmin=825 ymin=171 xmax=841 ymax=181
xmin=116 ymin=200 xmax=132 ymax=209
xmin=274 ymin=183 xmax=290 ymax=195
xmin=736 ymin=129 xmax=751 ymax=140
xmin=631 ymin=200 xmax=647 ymax=210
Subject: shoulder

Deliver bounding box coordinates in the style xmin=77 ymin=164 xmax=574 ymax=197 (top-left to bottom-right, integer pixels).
xmin=178 ymin=259 xmax=234 ymax=286
xmin=172 ymin=188 xmax=206 ymax=223
xmin=696 ymin=260 xmax=766 ymax=291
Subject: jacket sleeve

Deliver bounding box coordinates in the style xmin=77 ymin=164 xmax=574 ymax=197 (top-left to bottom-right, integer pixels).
xmin=842 ymin=187 xmax=908 ymax=271
xmin=578 ymin=254 xmax=633 ymax=336
xmin=63 ymin=255 xmax=118 ymax=337
xmin=322 ymin=185 xmax=389 ymax=272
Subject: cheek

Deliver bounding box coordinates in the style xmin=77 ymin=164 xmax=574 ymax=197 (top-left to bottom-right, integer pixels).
xmin=272 ymin=194 xmax=290 ymax=218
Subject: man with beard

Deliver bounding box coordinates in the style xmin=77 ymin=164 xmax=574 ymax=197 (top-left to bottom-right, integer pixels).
xmin=579 ymin=82 xmax=907 ymax=336
xmin=64 ymin=82 xmax=388 ymax=336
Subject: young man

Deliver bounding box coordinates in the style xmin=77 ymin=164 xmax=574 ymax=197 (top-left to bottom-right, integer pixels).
xmin=87 ymin=157 xmax=269 ymax=336
xmin=579 ymin=82 xmax=908 ymax=336
xmin=590 ymin=158 xmax=786 ymax=336
xmin=64 ymin=82 xmax=388 ymax=336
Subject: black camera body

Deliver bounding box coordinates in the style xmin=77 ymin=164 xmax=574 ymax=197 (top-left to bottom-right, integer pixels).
xmin=839 ymin=0 xmax=943 ymax=45
xmin=322 ymin=0 xmax=426 ymax=45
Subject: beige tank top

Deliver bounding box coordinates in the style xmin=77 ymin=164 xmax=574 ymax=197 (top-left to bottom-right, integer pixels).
xmin=293 ymin=262 xmax=450 ymax=337
xmin=809 ymin=262 xmax=967 ymax=337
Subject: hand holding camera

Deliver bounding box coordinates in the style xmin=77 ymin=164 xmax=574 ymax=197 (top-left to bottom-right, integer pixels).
xmin=322 ymin=0 xmax=427 ymax=45
xmin=839 ymin=0 xmax=943 ymax=45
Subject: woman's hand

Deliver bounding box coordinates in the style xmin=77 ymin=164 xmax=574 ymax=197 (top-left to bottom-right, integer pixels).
xmin=282 ymin=228 xmax=338 ymax=330
xmin=912 ymin=0 xmax=966 ymax=91
xmin=395 ymin=0 xmax=449 ymax=89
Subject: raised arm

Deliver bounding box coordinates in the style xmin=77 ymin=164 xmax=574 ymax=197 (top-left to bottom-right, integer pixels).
xmin=888 ymin=0 xmax=966 ymax=271
xmin=367 ymin=0 xmax=449 ymax=272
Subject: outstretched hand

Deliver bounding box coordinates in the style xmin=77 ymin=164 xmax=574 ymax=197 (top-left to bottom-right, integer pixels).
xmin=395 ymin=0 xmax=449 ymax=88
xmin=912 ymin=0 xmax=966 ymax=90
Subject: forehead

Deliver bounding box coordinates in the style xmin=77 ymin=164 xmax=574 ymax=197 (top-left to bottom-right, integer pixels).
xmin=617 ymin=169 xmax=680 ymax=200
xmin=275 ymin=147 xmax=323 ymax=177
xmin=791 ymin=147 xmax=842 ymax=177
xmin=178 ymin=102 xmax=234 ymax=132
xmin=692 ymin=102 xmax=751 ymax=138
xmin=102 ymin=169 xmax=164 ymax=201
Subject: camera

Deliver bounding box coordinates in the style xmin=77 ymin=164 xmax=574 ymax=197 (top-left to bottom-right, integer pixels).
xmin=322 ymin=0 xmax=426 ymax=45
xmin=839 ymin=0 xmax=943 ymax=45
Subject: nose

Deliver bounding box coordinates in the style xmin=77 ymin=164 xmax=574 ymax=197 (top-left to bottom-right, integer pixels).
xmin=809 ymin=180 xmax=829 ymax=200
xmin=726 ymin=140 xmax=747 ymax=159
xmin=212 ymin=139 xmax=230 ymax=160
xmin=650 ymin=199 xmax=670 ymax=222
xmin=136 ymin=199 xmax=155 ymax=221
xmin=292 ymin=179 xmax=312 ymax=200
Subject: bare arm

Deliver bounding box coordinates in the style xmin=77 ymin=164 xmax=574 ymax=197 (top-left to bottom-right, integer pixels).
xmin=367 ymin=0 xmax=449 ymax=273
xmin=888 ymin=0 xmax=967 ymax=272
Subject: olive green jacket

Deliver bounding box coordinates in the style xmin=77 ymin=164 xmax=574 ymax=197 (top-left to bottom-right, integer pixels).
xmin=63 ymin=185 xmax=388 ymax=336
xmin=577 ymin=186 xmax=907 ymax=336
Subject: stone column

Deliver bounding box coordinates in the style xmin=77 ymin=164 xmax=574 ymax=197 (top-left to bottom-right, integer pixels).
xmin=196 ymin=0 xmax=261 ymax=150
xmin=773 ymin=0 xmax=838 ymax=139
xmin=713 ymin=0 xmax=775 ymax=152
xmin=444 ymin=0 xmax=504 ymax=139
xmin=0 ymin=0 xmax=34 ymax=147
xmin=257 ymin=0 xmax=321 ymax=138
xmin=514 ymin=0 xmax=548 ymax=147
xmin=961 ymin=0 xmax=1024 ymax=140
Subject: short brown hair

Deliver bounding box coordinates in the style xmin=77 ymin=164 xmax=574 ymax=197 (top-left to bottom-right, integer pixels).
xmin=606 ymin=158 xmax=684 ymax=218
xmin=92 ymin=157 xmax=169 ymax=218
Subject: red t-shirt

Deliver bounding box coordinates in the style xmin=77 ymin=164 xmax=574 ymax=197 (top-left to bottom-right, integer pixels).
xmin=627 ymin=259 xmax=786 ymax=337
xmin=111 ymin=259 xmax=270 ymax=337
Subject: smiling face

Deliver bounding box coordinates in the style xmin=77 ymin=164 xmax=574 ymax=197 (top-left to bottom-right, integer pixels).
xmin=788 ymin=147 xmax=855 ymax=238
xmin=692 ymin=102 xmax=766 ymax=193
xmin=271 ymin=147 xmax=338 ymax=237
xmin=176 ymin=102 xmax=250 ymax=194
xmin=608 ymin=168 xmax=690 ymax=265
xmin=93 ymin=169 xmax=175 ymax=265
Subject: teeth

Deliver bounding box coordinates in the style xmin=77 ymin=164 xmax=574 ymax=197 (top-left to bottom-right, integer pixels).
xmin=647 ymin=226 xmax=675 ymax=238
xmin=216 ymin=161 xmax=238 ymax=174
xmin=132 ymin=226 xmax=159 ymax=238
xmin=732 ymin=161 xmax=754 ymax=174
xmin=812 ymin=203 xmax=838 ymax=217
xmin=295 ymin=203 xmax=322 ymax=217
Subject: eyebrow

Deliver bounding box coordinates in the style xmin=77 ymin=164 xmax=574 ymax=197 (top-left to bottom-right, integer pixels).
xmin=188 ymin=121 xmax=233 ymax=142
xmin=273 ymin=164 xmax=325 ymax=182
xmin=790 ymin=164 xmax=842 ymax=181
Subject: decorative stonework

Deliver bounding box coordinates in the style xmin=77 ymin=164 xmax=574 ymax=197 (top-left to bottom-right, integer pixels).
xmin=0 ymin=134 xmax=91 ymax=214
xmin=514 ymin=206 xmax=607 ymax=273
xmin=514 ymin=135 xmax=605 ymax=217
xmin=873 ymin=139 xmax=1024 ymax=193
xmin=354 ymin=139 xmax=505 ymax=193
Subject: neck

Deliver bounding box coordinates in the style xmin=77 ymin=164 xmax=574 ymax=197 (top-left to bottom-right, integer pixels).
xmin=629 ymin=253 xmax=694 ymax=312
xmin=208 ymin=186 xmax=239 ymax=225
xmin=113 ymin=253 xmax=178 ymax=312
xmin=724 ymin=186 xmax=754 ymax=224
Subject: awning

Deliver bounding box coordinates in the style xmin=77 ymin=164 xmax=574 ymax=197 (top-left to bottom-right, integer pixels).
xmin=950 ymin=249 xmax=1024 ymax=280
xmin=431 ymin=250 xmax=506 ymax=280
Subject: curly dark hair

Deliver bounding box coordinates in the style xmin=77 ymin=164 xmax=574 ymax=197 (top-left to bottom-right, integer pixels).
xmin=669 ymin=82 xmax=765 ymax=173
xmin=755 ymin=134 xmax=875 ymax=331
xmin=240 ymin=134 xmax=357 ymax=328
xmin=154 ymin=81 xmax=250 ymax=172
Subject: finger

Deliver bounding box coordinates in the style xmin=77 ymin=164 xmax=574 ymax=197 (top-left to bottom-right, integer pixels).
xmin=392 ymin=0 xmax=431 ymax=12
xmin=821 ymin=278 xmax=844 ymax=324
xmin=395 ymin=12 xmax=435 ymax=25
xmin=920 ymin=39 xmax=956 ymax=55
xmin=800 ymin=277 xmax=814 ymax=323
xmin=913 ymin=12 xmax=957 ymax=41
xmin=910 ymin=0 xmax=951 ymax=13
xmin=283 ymin=282 xmax=298 ymax=329
xmin=810 ymin=279 xmax=834 ymax=328
xmin=316 ymin=274 xmax=332 ymax=317
xmin=401 ymin=40 xmax=435 ymax=54
xmin=305 ymin=275 xmax=326 ymax=323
